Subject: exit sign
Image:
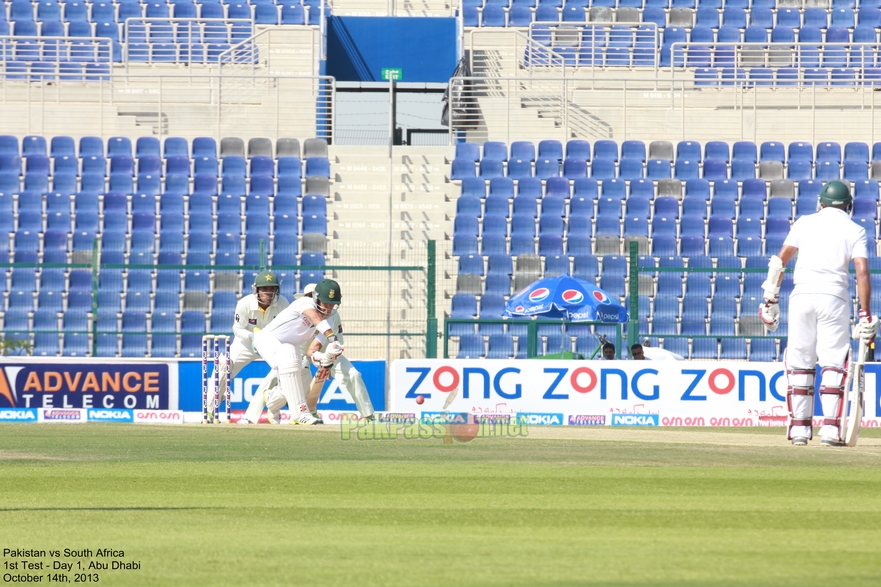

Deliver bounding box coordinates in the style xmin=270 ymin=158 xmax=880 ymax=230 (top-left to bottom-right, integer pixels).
xmin=382 ymin=68 xmax=403 ymax=81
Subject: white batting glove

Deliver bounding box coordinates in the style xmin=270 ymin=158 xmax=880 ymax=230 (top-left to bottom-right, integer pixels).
xmin=854 ymin=310 xmax=878 ymax=342
xmin=326 ymin=341 xmax=344 ymax=360
xmin=311 ymin=352 xmax=326 ymax=369
xmin=759 ymin=296 xmax=780 ymax=332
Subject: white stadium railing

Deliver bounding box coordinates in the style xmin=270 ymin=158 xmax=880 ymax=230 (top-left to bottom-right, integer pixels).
xmin=446 ymin=75 xmax=881 ymax=146
xmin=0 ymin=71 xmax=335 ymax=145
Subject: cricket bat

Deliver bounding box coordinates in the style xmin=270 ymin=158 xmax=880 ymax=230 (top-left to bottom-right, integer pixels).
xmin=843 ymin=339 xmax=870 ymax=447
xmin=306 ymin=367 xmax=330 ymax=413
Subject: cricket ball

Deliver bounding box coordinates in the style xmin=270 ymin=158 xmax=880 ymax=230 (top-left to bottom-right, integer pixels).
xmin=415 ymin=395 xmax=425 ymax=405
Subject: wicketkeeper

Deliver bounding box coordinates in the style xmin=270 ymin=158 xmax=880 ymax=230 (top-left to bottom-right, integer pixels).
xmin=759 ymin=180 xmax=877 ymax=447
xmin=205 ymin=270 xmax=289 ymax=422
xmin=246 ymin=279 xmax=345 ymax=425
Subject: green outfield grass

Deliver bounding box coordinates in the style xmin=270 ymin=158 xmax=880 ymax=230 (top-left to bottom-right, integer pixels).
xmin=2 ymin=424 xmax=881 ymax=587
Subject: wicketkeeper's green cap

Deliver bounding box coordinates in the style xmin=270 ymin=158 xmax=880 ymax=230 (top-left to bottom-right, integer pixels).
xmin=254 ymin=271 xmax=281 ymax=288
xmin=314 ymin=279 xmax=341 ymax=305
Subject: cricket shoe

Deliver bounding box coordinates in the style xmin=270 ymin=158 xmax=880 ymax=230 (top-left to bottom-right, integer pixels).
xmin=820 ymin=437 xmax=846 ymax=447
xmin=237 ymin=418 xmax=252 ymax=425
xmin=294 ymin=412 xmax=321 ymax=425
xmin=791 ymin=437 xmax=808 ymax=446
xmin=311 ymin=412 xmax=324 ymax=424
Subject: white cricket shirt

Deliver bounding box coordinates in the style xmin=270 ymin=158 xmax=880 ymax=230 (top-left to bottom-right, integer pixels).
xmin=263 ymin=295 xmax=324 ymax=346
xmin=783 ymin=207 xmax=868 ymax=300
xmin=298 ymin=310 xmax=342 ymax=355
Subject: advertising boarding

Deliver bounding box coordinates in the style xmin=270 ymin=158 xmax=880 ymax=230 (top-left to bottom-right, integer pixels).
xmin=176 ymin=359 xmax=386 ymax=412
xmin=0 ymin=361 xmax=174 ymax=411
xmin=392 ymin=360 xmax=881 ymax=427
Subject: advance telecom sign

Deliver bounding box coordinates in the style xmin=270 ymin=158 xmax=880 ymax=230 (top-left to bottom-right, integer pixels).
xmin=391 ymin=359 xmax=881 ymax=427
xmin=0 ymin=363 xmax=171 ymax=410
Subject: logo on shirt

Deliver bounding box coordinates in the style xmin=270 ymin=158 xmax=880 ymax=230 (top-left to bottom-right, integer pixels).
xmin=248 ymin=319 xmax=257 ymax=325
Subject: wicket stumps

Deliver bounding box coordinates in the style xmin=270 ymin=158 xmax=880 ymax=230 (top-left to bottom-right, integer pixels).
xmin=201 ymin=335 xmax=231 ymax=424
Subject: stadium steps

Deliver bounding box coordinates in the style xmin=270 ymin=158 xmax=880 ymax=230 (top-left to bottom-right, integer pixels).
xmin=328 ymin=145 xmax=455 ymax=326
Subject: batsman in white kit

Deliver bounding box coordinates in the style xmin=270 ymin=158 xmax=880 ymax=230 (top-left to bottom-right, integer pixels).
xmin=246 ymin=279 xmax=346 ymax=425
xmin=759 ymin=180 xmax=877 ymax=447
xmin=205 ymin=271 xmax=289 ymax=422
xmin=240 ymin=282 xmax=375 ymax=424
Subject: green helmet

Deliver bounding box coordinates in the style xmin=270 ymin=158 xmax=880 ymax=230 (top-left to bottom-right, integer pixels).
xmin=254 ymin=271 xmax=281 ymax=288
xmin=819 ymin=180 xmax=853 ymax=209
xmin=314 ymin=279 xmax=342 ymax=306
xmin=252 ymin=271 xmax=281 ymax=305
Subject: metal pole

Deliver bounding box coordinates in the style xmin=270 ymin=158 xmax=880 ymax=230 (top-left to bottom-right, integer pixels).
xmin=386 ymin=74 xmax=394 ymax=380
xmin=90 ymin=237 xmax=99 ymax=357
xmin=426 ymin=240 xmax=437 ymax=359
xmin=157 ymin=75 xmax=162 ymax=137
xmin=627 ymin=240 xmax=639 ymax=355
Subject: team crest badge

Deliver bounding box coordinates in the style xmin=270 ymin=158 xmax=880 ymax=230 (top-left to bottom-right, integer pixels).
xmin=329 ymin=289 xmax=336 ymax=299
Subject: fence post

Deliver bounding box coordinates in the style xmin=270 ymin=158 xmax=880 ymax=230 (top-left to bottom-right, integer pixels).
xmin=627 ymin=240 xmax=638 ymax=356
xmin=260 ymin=238 xmax=266 ymax=271
xmin=527 ymin=320 xmax=537 ymax=358
xmin=426 ymin=240 xmax=438 ymax=359
xmin=91 ymin=237 xmax=99 ymax=357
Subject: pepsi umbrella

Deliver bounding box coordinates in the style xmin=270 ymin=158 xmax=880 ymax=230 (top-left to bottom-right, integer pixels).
xmin=504 ymin=275 xmax=628 ymax=323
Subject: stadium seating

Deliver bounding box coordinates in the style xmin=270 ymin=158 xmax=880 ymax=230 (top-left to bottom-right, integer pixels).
xmin=0 ymin=135 xmax=329 ymax=357
xmin=449 ymin=138 xmax=881 ymax=361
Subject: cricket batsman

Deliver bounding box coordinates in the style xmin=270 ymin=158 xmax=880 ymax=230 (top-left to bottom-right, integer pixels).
xmin=205 ymin=270 xmax=288 ymax=422
xmin=759 ymin=180 xmax=877 ymax=447
xmin=298 ymin=283 xmax=375 ymax=421
xmin=240 ymin=283 xmax=374 ymax=424
xmin=246 ymin=278 xmax=345 ymax=425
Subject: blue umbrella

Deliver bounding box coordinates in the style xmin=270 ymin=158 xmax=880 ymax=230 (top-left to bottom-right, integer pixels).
xmin=504 ymin=275 xmax=628 ymax=323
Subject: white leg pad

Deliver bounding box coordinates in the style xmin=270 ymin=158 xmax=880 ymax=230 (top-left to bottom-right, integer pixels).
xmin=242 ymin=369 xmax=278 ymax=423
xmin=819 ymin=366 xmax=847 ymax=440
xmin=276 ymin=343 xmax=308 ymax=420
xmin=786 ymin=357 xmax=816 ymax=440
xmin=265 ymin=388 xmax=287 ymax=412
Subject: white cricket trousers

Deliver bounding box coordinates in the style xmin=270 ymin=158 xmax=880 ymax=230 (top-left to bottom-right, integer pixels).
xmin=786 ymin=293 xmax=851 ymax=371
xmin=786 ymin=292 xmax=851 ymax=439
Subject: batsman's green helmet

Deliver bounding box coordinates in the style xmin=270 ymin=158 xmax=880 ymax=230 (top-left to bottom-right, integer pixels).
xmin=819 ymin=180 xmax=853 ymax=209
xmin=314 ymin=279 xmax=341 ymax=305
xmin=254 ymin=271 xmax=281 ymax=288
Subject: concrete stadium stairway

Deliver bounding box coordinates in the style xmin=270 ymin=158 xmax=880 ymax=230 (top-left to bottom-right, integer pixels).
xmin=327 ymin=145 xmax=456 ymax=353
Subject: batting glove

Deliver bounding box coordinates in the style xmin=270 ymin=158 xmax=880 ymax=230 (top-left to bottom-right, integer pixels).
xmin=854 ymin=310 xmax=879 ymax=342
xmin=311 ymin=352 xmax=327 ymax=369
xmin=759 ymin=296 xmax=780 ymax=332
xmin=326 ymin=341 xmax=344 ymax=360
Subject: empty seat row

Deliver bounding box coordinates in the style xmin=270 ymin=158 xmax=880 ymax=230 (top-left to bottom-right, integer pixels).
xmin=463 ymin=4 xmax=881 ymax=28
xmin=1 ymin=1 xmax=322 ymax=25
xmin=456 ymin=138 xmax=881 ymax=164
xmin=0 ymin=134 xmax=327 ymax=159
xmin=452 ymin=156 xmax=881 ymax=181
xmin=0 ymin=154 xmax=328 ymax=179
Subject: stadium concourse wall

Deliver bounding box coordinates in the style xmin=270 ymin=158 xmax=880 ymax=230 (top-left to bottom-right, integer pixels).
xmin=390 ymin=359 xmax=881 ymax=428
xmin=0 ymin=356 xmax=386 ymax=423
